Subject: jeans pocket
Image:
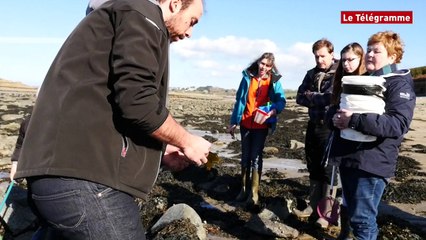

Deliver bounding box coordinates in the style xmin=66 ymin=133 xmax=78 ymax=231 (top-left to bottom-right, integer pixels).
xmin=32 ymin=189 xmax=86 ymax=229
xmin=91 ymin=182 xmax=114 ymax=198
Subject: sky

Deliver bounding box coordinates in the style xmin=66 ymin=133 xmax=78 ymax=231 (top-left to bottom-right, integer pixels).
xmin=1 ymin=0 xmax=425 ymax=91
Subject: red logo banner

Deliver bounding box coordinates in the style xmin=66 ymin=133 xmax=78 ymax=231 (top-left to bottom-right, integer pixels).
xmin=341 ymin=11 xmax=413 ymax=24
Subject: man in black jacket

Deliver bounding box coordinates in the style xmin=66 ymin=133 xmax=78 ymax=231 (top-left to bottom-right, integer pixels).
xmin=15 ymin=0 xmax=210 ymax=239
xmin=294 ymin=38 xmax=338 ymax=228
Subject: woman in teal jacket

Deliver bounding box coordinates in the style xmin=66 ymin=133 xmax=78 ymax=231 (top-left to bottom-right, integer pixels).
xmin=228 ymin=52 xmax=286 ymax=206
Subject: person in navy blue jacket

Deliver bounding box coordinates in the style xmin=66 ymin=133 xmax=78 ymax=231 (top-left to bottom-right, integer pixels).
xmin=327 ymin=31 xmax=416 ymax=240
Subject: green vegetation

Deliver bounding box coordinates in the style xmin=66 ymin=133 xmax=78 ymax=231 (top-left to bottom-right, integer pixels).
xmin=284 ymin=89 xmax=298 ymax=99
xmin=410 ymin=66 xmax=426 ymax=79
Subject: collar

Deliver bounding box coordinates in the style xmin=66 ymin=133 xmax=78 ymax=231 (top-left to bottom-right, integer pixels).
xmin=370 ymin=64 xmax=397 ymax=76
xmin=148 ymin=0 xmax=160 ymax=6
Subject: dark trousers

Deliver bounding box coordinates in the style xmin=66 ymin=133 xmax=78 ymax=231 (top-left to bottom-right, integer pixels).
xmin=305 ymin=120 xmax=335 ymax=183
xmin=28 ymin=177 xmax=146 ymax=240
xmin=240 ymin=126 xmax=268 ymax=171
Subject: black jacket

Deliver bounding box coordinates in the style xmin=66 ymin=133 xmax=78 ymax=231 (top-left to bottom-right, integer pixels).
xmin=16 ymin=0 xmax=170 ymax=199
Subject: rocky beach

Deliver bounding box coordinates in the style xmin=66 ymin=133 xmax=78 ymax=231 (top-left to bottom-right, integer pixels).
xmin=0 ymin=84 xmax=425 ymax=239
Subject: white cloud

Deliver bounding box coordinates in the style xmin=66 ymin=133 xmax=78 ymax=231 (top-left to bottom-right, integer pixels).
xmin=194 ymin=60 xmax=219 ymax=69
xmin=170 ymin=37 xmax=315 ymax=90
xmin=1 ymin=35 xmax=316 ymax=91
xmin=171 ymin=36 xmax=279 ymax=59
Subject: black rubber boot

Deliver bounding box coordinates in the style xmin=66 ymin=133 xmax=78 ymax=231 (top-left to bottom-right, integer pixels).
xmin=336 ymin=205 xmax=354 ymax=240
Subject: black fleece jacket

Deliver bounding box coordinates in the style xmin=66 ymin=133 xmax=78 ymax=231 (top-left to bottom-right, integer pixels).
xmin=16 ymin=0 xmax=170 ymax=199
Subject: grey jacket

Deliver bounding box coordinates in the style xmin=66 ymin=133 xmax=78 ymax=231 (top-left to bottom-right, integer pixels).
xmin=16 ymin=0 xmax=170 ymax=199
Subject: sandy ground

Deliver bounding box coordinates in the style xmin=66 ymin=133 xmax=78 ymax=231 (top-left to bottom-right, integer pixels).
xmin=401 ymin=97 xmax=426 ymax=171
xmin=383 ymin=97 xmax=426 ymax=230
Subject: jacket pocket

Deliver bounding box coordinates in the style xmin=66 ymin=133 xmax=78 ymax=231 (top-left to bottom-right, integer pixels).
xmin=118 ymin=137 xmax=162 ymax=193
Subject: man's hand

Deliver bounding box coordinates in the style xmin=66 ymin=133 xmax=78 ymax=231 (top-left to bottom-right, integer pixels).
xmin=181 ymin=135 xmax=211 ymax=166
xmin=304 ymin=90 xmax=315 ymax=100
xmin=151 ymin=114 xmax=211 ymax=167
xmin=162 ymin=145 xmax=190 ymax=172
xmin=333 ymin=109 xmax=353 ymax=129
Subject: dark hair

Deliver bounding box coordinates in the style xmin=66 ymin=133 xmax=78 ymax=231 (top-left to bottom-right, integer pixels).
xmin=246 ymin=52 xmax=279 ymax=76
xmin=181 ymin=0 xmax=194 ymax=10
xmin=158 ymin=0 xmax=196 ymax=10
xmin=312 ymin=38 xmax=334 ymax=54
xmin=331 ymin=42 xmax=366 ymax=105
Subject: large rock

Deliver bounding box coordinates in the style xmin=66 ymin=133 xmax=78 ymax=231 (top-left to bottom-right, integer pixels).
xmin=151 ymin=203 xmax=206 ymax=240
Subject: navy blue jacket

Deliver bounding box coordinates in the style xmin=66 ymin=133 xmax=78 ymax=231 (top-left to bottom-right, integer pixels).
xmin=327 ymin=65 xmax=416 ymax=178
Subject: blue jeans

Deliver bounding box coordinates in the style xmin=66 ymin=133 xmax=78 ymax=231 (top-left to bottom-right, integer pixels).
xmin=28 ymin=177 xmax=146 ymax=240
xmin=240 ymin=126 xmax=268 ymax=170
xmin=340 ymin=167 xmax=387 ymax=240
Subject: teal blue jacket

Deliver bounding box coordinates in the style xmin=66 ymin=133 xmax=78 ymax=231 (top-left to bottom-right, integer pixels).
xmin=230 ymin=69 xmax=286 ymax=133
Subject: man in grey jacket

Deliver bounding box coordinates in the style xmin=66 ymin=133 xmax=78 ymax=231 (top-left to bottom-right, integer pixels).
xmin=15 ymin=0 xmax=210 ymax=239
